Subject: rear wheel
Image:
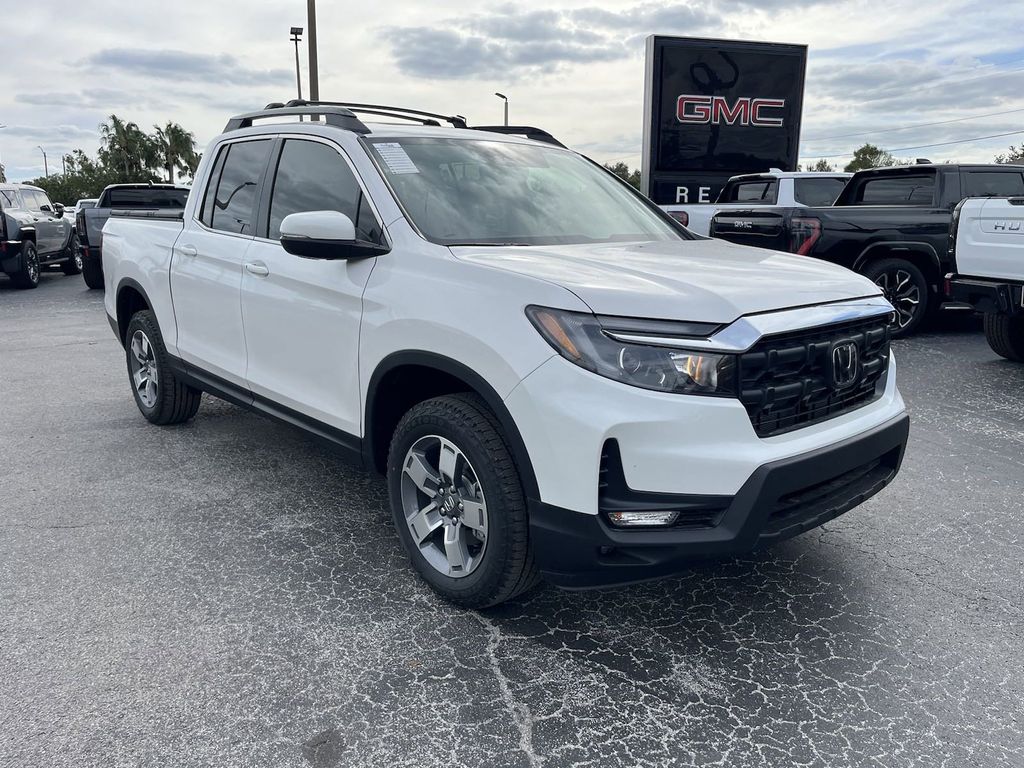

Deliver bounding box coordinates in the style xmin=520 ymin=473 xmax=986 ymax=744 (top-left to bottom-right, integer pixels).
xmin=983 ymin=313 xmax=1024 ymax=362
xmin=125 ymin=310 xmax=202 ymax=425
xmin=864 ymin=258 xmax=930 ymax=337
xmin=387 ymin=393 xmax=540 ymax=608
xmin=61 ymin=234 xmax=83 ymax=275
xmin=11 ymin=241 xmax=40 ymax=289
xmin=82 ymin=251 xmax=104 ymax=289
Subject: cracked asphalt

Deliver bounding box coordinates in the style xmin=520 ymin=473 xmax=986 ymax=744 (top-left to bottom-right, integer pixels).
xmin=1 ymin=274 xmax=1022 ymax=768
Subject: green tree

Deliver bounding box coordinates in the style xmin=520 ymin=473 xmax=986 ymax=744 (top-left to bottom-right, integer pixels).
xmin=604 ymin=161 xmax=641 ymax=190
xmin=844 ymin=143 xmax=899 ymax=173
xmin=97 ymin=114 xmax=160 ymax=181
xmin=153 ymin=121 xmax=200 ymax=182
xmin=995 ymin=145 xmax=1024 ymax=164
xmin=808 ymin=158 xmax=836 ymax=172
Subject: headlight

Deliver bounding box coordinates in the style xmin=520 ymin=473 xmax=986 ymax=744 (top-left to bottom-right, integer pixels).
xmin=526 ymin=306 xmax=736 ymax=396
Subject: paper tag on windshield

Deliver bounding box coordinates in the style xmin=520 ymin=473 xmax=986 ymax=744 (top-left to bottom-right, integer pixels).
xmin=375 ymin=143 xmax=419 ymax=174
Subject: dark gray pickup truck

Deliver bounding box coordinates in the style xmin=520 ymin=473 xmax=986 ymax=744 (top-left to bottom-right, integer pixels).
xmin=1 ymin=183 xmax=79 ymax=289
xmin=710 ymin=163 xmax=1024 ymax=335
xmin=78 ymin=183 xmax=190 ymax=289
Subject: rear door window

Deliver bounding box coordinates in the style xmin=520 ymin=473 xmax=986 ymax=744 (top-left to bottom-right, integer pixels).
xmin=793 ymin=178 xmax=847 ymax=206
xmin=963 ymin=171 xmax=1024 ymax=198
xmin=202 ymin=139 xmax=272 ymax=235
xmin=855 ymin=175 xmax=935 ymax=205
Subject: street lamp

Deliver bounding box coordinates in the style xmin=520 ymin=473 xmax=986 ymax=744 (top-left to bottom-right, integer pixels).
xmin=290 ymin=26 xmax=304 ymax=121
xmin=37 ymin=145 xmax=48 ymax=178
xmin=494 ymin=92 xmax=509 ymax=126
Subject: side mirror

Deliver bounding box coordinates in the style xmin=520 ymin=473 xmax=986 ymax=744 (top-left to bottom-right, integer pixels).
xmin=53 ymin=203 xmax=65 ymax=217
xmin=279 ymin=210 xmax=389 ymax=260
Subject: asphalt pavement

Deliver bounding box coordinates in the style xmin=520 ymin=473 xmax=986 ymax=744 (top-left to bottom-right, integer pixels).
xmin=1 ymin=272 xmax=1022 ymax=767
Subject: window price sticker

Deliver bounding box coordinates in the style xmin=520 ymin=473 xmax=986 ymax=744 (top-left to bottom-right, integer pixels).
xmin=375 ymin=143 xmax=420 ymax=174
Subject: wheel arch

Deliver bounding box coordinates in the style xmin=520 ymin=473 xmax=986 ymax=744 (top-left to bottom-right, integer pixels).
xmin=854 ymin=242 xmax=943 ymax=289
xmin=115 ymin=277 xmax=154 ymax=347
xmin=364 ymin=351 xmax=540 ymax=501
xmin=19 ymin=226 xmax=36 ymax=243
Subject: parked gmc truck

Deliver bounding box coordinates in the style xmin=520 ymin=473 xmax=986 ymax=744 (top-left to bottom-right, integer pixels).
xmin=711 ymin=163 xmax=1024 ymax=336
xmin=100 ymin=101 xmax=909 ymax=608
xmin=948 ymin=196 xmax=1024 ymax=361
xmin=78 ymin=183 xmax=190 ymax=289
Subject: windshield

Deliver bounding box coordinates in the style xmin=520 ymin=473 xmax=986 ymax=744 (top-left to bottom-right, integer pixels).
xmin=366 ymin=137 xmax=681 ymax=246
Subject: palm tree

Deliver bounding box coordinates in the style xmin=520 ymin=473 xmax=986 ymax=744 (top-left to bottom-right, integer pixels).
xmin=98 ymin=115 xmax=159 ymax=181
xmin=154 ymin=122 xmax=200 ymax=183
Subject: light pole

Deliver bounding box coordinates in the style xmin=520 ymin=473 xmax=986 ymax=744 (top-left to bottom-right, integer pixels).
xmin=37 ymin=145 xmax=48 ymax=178
xmin=290 ymin=26 xmax=304 ymax=121
xmin=494 ymin=92 xmax=508 ymax=126
xmin=307 ymin=0 xmax=319 ymax=106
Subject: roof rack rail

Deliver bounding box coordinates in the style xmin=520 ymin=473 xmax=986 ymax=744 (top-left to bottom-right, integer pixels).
xmin=470 ymin=126 xmax=566 ymax=148
xmin=279 ymin=100 xmax=469 ymax=129
xmin=225 ymin=104 xmax=369 ymax=133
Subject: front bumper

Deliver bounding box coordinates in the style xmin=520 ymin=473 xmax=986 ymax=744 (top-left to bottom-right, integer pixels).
xmin=531 ymin=412 xmax=909 ymax=588
xmin=948 ymin=275 xmax=1024 ymax=316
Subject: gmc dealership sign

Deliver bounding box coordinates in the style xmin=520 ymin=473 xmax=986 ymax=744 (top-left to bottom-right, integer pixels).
xmin=642 ymin=36 xmax=808 ymax=205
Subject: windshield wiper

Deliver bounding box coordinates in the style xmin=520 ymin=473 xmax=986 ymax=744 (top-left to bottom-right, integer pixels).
xmin=446 ymin=241 xmax=534 ymax=247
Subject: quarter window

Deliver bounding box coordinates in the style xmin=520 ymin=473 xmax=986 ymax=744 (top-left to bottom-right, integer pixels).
xmin=722 ymin=180 xmax=778 ymax=204
xmin=268 ymin=139 xmax=383 ymax=243
xmin=203 ymin=139 xmax=272 ymax=235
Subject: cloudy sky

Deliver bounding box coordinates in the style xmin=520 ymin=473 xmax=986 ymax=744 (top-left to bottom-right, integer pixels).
xmin=2 ymin=0 xmax=1022 ymax=182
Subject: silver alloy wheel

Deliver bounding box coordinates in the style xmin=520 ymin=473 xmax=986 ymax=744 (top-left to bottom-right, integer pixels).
xmin=129 ymin=330 xmax=160 ymax=409
xmin=873 ymin=269 xmax=921 ymax=330
xmin=399 ymin=435 xmax=488 ymax=578
xmin=73 ymin=251 xmax=83 ymax=270
xmin=25 ymin=248 xmax=39 ymax=283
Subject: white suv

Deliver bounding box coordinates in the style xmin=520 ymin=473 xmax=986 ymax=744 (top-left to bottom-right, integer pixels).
xmin=101 ymin=102 xmax=909 ymax=607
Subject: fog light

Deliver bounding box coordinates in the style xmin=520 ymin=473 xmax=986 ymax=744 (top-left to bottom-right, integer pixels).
xmin=607 ymin=510 xmax=680 ymax=527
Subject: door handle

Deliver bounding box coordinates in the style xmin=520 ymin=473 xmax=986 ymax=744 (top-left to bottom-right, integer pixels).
xmin=177 ymin=244 xmax=198 ymax=257
xmin=245 ymin=262 xmax=270 ymax=277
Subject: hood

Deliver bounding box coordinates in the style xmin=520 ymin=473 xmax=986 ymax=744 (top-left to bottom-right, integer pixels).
xmin=452 ymin=238 xmax=882 ymax=323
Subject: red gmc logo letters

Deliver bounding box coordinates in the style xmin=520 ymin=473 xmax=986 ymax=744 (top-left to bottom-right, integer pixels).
xmin=676 ymin=95 xmax=786 ymax=127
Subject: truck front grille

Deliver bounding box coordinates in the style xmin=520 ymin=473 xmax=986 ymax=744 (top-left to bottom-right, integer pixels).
xmin=738 ymin=316 xmax=891 ymax=437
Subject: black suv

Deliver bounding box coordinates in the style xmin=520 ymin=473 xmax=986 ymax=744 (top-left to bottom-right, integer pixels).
xmin=0 ymin=183 xmax=80 ymax=289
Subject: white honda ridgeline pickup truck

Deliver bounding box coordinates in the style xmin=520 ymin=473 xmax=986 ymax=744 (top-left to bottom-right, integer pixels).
xmin=101 ymin=101 xmax=909 ymax=608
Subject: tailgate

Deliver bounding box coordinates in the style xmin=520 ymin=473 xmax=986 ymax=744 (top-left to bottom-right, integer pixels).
xmin=710 ymin=210 xmax=790 ymax=252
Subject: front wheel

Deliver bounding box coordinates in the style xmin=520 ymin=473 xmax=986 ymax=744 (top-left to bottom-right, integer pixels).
xmin=61 ymin=234 xmax=83 ymax=275
xmin=387 ymin=393 xmax=540 ymax=608
xmin=864 ymin=258 xmax=930 ymax=337
xmin=983 ymin=313 xmax=1024 ymax=362
xmin=125 ymin=310 xmax=202 ymax=425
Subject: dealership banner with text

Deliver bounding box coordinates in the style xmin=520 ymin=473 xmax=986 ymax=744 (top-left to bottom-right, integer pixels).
xmin=641 ymin=35 xmax=808 ymax=205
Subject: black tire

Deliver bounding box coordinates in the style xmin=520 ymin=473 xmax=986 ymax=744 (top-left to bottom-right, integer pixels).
xmin=82 ymin=253 xmax=104 ymax=290
xmin=124 ymin=310 xmax=202 ymax=425
xmin=11 ymin=240 xmax=40 ymax=289
xmin=863 ymin=258 xmax=931 ymax=338
xmin=983 ymin=313 xmax=1024 ymax=362
xmin=61 ymin=234 xmax=83 ymax=275
xmin=387 ymin=393 xmax=540 ymax=609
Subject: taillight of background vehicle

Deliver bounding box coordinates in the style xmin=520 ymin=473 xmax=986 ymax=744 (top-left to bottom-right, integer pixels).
xmin=789 ymin=217 xmax=821 ymax=255
xmin=948 ymin=199 xmax=965 ymax=265
xmin=667 ymin=210 xmax=689 ymax=227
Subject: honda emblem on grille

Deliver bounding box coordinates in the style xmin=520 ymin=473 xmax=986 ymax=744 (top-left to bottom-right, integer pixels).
xmin=831 ymin=342 xmax=860 ymax=389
